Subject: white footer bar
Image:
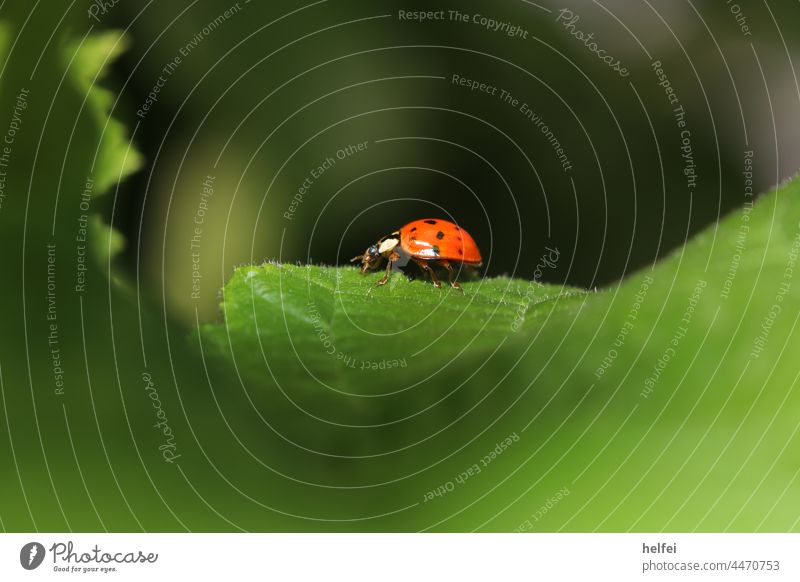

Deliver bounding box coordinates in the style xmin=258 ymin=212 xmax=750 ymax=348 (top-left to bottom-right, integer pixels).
xmin=1 ymin=533 xmax=797 ymax=581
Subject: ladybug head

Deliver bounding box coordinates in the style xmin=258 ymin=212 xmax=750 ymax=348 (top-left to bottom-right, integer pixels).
xmin=351 ymin=243 xmax=382 ymax=272
xmin=351 ymin=233 xmax=399 ymax=272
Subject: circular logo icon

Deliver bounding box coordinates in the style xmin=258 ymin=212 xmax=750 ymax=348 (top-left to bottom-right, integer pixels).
xmin=19 ymin=542 xmax=46 ymax=570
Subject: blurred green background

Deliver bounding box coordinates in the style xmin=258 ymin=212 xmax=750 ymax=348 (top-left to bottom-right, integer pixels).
xmin=0 ymin=0 xmax=799 ymax=532
xmin=110 ymin=0 xmax=800 ymax=323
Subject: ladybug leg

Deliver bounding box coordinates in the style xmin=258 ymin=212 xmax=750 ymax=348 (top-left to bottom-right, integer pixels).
xmin=412 ymin=258 xmax=441 ymax=288
xmin=375 ymin=259 xmax=392 ymax=286
xmin=375 ymin=251 xmax=401 ymax=286
xmin=439 ymin=260 xmax=463 ymax=291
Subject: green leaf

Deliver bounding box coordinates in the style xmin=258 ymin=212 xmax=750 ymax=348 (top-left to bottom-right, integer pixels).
xmin=65 ymin=31 xmax=143 ymax=196
xmin=63 ymin=30 xmax=142 ymax=268
xmin=200 ymin=261 xmax=586 ymax=433
xmin=201 ymin=175 xmax=800 ymax=531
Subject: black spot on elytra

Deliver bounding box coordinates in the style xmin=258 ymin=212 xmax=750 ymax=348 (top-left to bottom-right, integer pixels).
xmin=436 ymin=231 xmax=444 ymax=240
xmin=455 ymin=226 xmax=460 ymax=231
xmin=424 ymin=219 xmax=437 ymax=225
xmin=432 ymin=245 xmax=440 ymax=255
xmin=410 ymin=227 xmax=417 ymax=232
xmin=457 ymin=249 xmax=463 ymax=255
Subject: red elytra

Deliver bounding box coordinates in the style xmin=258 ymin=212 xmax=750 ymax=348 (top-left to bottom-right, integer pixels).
xmin=351 ymin=218 xmax=482 ymax=289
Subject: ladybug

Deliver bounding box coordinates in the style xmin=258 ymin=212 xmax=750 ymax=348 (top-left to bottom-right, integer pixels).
xmin=351 ymin=218 xmax=482 ymax=289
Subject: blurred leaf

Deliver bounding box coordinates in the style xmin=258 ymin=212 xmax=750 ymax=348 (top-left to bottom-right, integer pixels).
xmin=89 ymin=213 xmax=125 ymax=262
xmin=64 ymin=30 xmax=142 ymax=196
xmin=63 ymin=30 xmax=141 ymax=266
